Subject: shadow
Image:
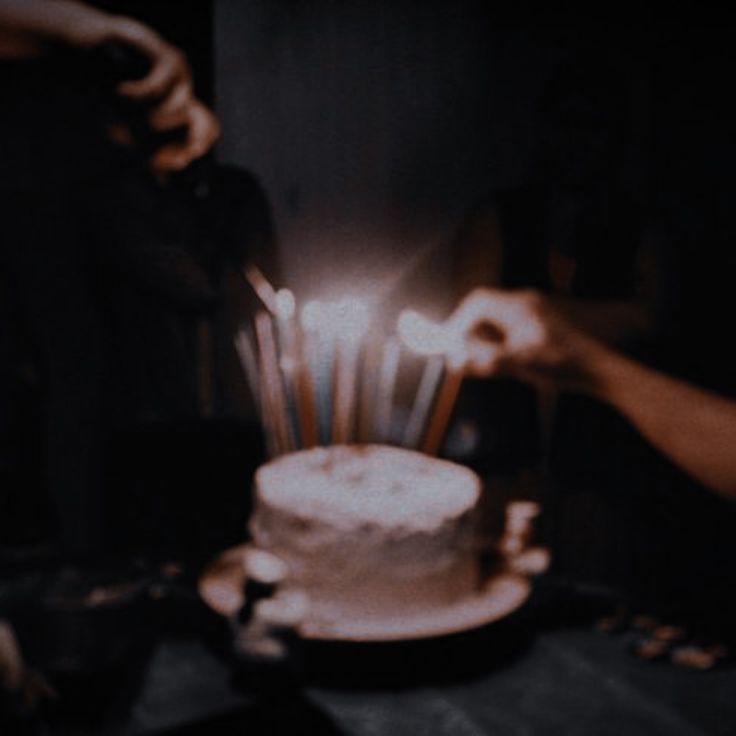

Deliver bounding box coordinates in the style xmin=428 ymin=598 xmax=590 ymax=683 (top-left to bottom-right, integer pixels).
xmin=522 ymin=575 xmax=621 ymax=632
xmin=104 ymin=417 xmax=265 ymax=565
xmin=300 ymin=608 xmax=534 ymax=690
xmin=158 ymin=692 xmax=344 ymax=736
xmin=38 ymin=637 xmax=158 ymax=735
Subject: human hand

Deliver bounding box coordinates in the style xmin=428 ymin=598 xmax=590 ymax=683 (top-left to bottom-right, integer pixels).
xmin=13 ymin=1 xmax=222 ymax=172
xmin=445 ymin=287 xmax=602 ymax=391
xmin=147 ymin=97 xmax=221 ymax=172
xmin=101 ymin=17 xmax=220 ymax=172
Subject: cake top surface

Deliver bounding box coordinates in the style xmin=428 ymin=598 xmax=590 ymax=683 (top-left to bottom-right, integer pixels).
xmin=255 ymin=444 xmax=480 ymax=529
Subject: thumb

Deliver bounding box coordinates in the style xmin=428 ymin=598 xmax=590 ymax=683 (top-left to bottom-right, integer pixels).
xmin=463 ymin=337 xmax=503 ymax=377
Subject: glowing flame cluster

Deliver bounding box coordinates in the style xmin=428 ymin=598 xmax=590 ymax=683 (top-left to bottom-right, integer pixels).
xmin=239 ymin=262 xmax=466 ymax=456
xmin=301 ymin=297 xmax=371 ymax=343
xmin=397 ymin=309 xmax=466 ymax=370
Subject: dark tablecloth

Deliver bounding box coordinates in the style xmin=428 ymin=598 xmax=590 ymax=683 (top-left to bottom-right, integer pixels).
xmin=119 ymin=588 xmax=735 ymax=736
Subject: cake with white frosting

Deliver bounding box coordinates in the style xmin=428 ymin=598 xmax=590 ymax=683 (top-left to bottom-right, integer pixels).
xmin=249 ymin=444 xmax=483 ymax=628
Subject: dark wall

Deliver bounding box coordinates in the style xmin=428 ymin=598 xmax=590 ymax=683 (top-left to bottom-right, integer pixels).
xmin=212 ymin=10 xmax=736 ymax=611
xmin=214 ymin=4 xmax=652 ymax=317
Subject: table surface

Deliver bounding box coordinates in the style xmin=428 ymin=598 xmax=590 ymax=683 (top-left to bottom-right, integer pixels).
xmin=120 ymin=587 xmax=736 ymax=736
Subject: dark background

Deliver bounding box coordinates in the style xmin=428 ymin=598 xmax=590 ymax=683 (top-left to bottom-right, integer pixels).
xmin=3 ymin=0 xmax=736 ymax=616
xmin=213 ymin=6 xmax=736 ymax=621
xmin=213 ymin=7 xmax=704 ymax=316
xmin=2 ymin=7 xmax=736 ymax=732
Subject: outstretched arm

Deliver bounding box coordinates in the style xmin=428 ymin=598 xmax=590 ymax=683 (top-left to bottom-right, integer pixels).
xmin=449 ymin=288 xmax=736 ymax=499
xmin=585 ymin=343 xmax=736 ymax=499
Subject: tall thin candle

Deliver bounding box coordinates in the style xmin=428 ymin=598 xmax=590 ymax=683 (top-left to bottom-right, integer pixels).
xmin=274 ymin=289 xmax=302 ymax=447
xmin=397 ymin=308 xmax=466 ymax=456
xmin=330 ymin=299 xmax=370 ymax=445
xmin=375 ymin=337 xmax=401 ymax=443
xmin=244 ymin=264 xmax=278 ymax=314
xmin=301 ymin=301 xmax=334 ymax=445
xmin=357 ymin=337 xmax=382 ymax=443
xmin=255 ymin=311 xmax=295 ymax=455
xmin=420 ymin=364 xmax=463 ymax=456
xmin=234 ymin=327 xmax=261 ymax=413
xmin=401 ymin=354 xmax=444 ymax=449
xmin=294 ymin=336 xmax=319 ymax=448
xmin=277 ymin=290 xmax=318 ymax=448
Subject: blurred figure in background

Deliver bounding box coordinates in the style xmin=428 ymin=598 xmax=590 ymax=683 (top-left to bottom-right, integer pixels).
xmin=449 ymin=286 xmax=736 ymax=501
xmin=0 ymin=0 xmax=219 ymax=566
xmin=446 ymin=284 xmax=736 ymax=658
xmin=0 ymin=0 xmax=279 ymax=727
xmin=450 ymin=54 xmax=665 ymax=612
xmin=0 ymin=0 xmax=276 ymax=568
xmin=452 ymin=54 xmax=661 ymax=475
xmin=447 ymin=43 xmax=736 ymax=659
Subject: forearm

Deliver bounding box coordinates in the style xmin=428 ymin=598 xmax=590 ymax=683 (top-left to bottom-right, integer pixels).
xmin=582 ymin=342 xmax=736 ymax=499
xmin=0 ymin=1 xmax=106 ymax=39
xmin=0 ymin=0 xmax=143 ymax=57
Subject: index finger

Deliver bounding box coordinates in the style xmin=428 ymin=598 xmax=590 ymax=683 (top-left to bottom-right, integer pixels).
xmin=117 ymin=47 xmax=188 ymax=99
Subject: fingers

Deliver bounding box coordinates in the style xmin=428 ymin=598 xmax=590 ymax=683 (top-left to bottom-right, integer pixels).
xmin=101 ymin=16 xmax=220 ymax=171
xmin=117 ymin=45 xmax=188 ymax=100
xmin=463 ymin=337 xmax=502 ymax=376
xmin=449 ymin=288 xmax=546 ymax=353
xmin=448 ymin=288 xmax=531 ymax=337
xmin=108 ymin=19 xmax=190 ymax=101
xmin=148 ymin=79 xmax=194 ymax=130
xmin=442 ymin=287 xmax=558 ymax=382
xmin=150 ymin=101 xmax=220 ymax=172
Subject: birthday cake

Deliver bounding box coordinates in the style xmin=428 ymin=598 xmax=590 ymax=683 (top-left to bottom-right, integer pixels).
xmin=249 ymin=444 xmax=483 ymax=629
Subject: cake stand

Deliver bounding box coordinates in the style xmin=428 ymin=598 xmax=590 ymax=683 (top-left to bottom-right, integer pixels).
xmin=198 ymin=544 xmax=532 ymax=643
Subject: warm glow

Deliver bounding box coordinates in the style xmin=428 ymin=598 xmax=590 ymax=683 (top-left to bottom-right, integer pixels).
xmin=332 ymin=298 xmax=370 ymax=342
xmin=397 ymin=309 xmax=466 ymax=369
xmin=397 ymin=310 xmax=449 ymax=355
xmin=301 ymin=297 xmax=370 ymax=342
xmin=301 ymin=300 xmax=323 ymax=331
xmin=275 ymin=288 xmax=296 ymax=320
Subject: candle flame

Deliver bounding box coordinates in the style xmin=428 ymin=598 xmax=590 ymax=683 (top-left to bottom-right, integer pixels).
xmin=397 ymin=309 xmax=466 ymax=369
xmin=275 ymin=288 xmax=296 ymax=320
xmin=397 ymin=310 xmax=448 ymax=354
xmin=301 ymin=300 xmax=322 ymax=331
xmin=301 ymin=298 xmax=370 ymax=342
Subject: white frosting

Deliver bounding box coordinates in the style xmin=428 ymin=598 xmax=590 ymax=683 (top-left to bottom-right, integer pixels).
xmin=255 ymin=445 xmax=479 ymax=528
xmin=250 ymin=445 xmax=483 ymax=628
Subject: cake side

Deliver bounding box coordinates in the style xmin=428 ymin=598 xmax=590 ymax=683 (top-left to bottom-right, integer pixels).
xmin=250 ymin=445 xmax=483 ymax=625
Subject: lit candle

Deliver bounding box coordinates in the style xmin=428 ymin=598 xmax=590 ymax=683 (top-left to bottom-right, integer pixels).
xmin=357 ymin=336 xmax=382 ymax=443
xmin=420 ymin=366 xmax=463 ymax=456
xmin=234 ymin=326 xmax=261 ymax=414
xmin=329 ymin=298 xmax=370 ymax=445
xmin=401 ymin=354 xmax=444 ymax=449
xmin=244 ymin=264 xmax=279 ymax=314
xmin=276 ymin=289 xmax=318 ymax=448
xmin=294 ymin=345 xmax=319 ymax=448
xmin=375 ymin=337 xmax=401 ymax=443
xmin=274 ymin=288 xmax=303 ymax=447
xmin=255 ymin=310 xmax=295 ymax=455
xmin=301 ymin=300 xmax=334 ymax=445
xmin=397 ymin=309 xmax=467 ymax=456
